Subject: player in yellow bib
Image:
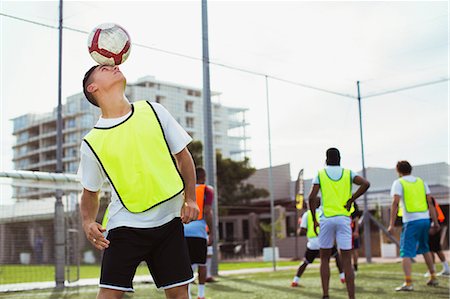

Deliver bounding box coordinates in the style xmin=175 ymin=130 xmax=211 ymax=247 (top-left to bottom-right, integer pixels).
xmin=388 ymin=160 xmax=440 ymax=291
xmin=79 ymin=65 xmax=199 ymax=299
xmin=308 ymin=148 xmax=370 ymax=299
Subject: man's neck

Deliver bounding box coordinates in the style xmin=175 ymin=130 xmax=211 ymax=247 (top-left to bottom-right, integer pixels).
xmin=100 ymin=96 xmax=132 ymax=119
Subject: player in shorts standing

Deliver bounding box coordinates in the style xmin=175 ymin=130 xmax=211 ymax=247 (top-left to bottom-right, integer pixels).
xmin=79 ymin=65 xmax=199 ymax=299
xmin=388 ymin=161 xmax=440 ymax=291
xmin=309 ymin=148 xmax=370 ymax=299
xmin=184 ymin=167 xmax=214 ymax=299
xmin=291 ymin=203 xmax=345 ymax=287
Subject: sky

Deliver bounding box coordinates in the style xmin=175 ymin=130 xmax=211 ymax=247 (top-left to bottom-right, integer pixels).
xmin=1 ymin=1 xmax=449 ymax=195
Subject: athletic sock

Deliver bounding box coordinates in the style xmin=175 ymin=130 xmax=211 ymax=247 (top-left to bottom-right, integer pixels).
xmin=443 ymin=261 xmax=449 ymax=272
xmin=339 ymin=272 xmax=345 ymax=280
xmin=431 ymin=273 xmax=437 ymax=280
xmin=405 ymin=276 xmax=412 ymax=286
xmin=198 ymin=284 xmax=205 ymax=298
xmin=293 ymin=276 xmax=300 ymax=283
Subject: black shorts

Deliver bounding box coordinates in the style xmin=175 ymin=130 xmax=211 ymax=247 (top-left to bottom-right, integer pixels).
xmin=185 ymin=237 xmax=207 ymax=265
xmin=353 ymin=237 xmax=360 ymax=249
xmin=100 ymin=217 xmax=194 ymax=292
xmin=429 ymin=229 xmax=442 ymax=253
xmin=304 ymin=246 xmax=338 ymax=264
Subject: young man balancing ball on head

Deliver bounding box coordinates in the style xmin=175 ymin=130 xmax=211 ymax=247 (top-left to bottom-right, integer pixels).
xmin=79 ymin=65 xmax=199 ymax=299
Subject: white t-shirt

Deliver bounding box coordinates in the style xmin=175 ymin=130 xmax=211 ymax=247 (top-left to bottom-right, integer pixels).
xmin=390 ymin=175 xmax=430 ymax=223
xmin=312 ymin=166 xmax=357 ymax=220
xmin=78 ymin=102 xmax=192 ymax=231
xmin=300 ymin=209 xmax=321 ymax=250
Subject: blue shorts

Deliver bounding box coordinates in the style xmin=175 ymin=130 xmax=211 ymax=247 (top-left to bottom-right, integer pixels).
xmin=400 ymin=218 xmax=431 ymax=258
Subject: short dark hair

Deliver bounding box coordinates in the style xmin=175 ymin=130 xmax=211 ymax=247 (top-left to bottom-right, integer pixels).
xmin=196 ymin=167 xmax=206 ymax=181
xmin=83 ymin=65 xmax=100 ymax=107
xmin=326 ymin=148 xmax=341 ymax=166
xmin=396 ymin=160 xmax=412 ymax=175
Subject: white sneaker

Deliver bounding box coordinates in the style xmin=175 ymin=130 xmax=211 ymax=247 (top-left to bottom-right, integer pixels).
xmin=395 ymin=283 xmax=414 ymax=291
xmin=437 ymin=270 xmax=450 ymax=276
xmin=424 ymin=271 xmax=430 ymax=277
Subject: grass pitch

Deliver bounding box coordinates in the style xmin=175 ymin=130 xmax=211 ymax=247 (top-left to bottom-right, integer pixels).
xmin=0 ymin=263 xmax=448 ymax=298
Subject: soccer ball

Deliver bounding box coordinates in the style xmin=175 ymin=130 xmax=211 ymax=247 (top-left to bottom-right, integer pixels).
xmin=87 ymin=23 xmax=131 ymax=66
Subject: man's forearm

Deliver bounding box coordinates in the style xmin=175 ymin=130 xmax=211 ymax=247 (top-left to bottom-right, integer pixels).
xmin=389 ymin=202 xmax=398 ymax=227
xmin=176 ymin=149 xmax=196 ymax=203
xmin=352 ymin=184 xmax=370 ymax=202
xmin=80 ymin=189 xmax=100 ymax=227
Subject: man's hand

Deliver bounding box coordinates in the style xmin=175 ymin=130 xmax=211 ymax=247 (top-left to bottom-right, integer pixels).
xmin=181 ymin=200 xmax=199 ymax=224
xmin=313 ymin=220 xmax=319 ymax=236
xmin=83 ymin=222 xmax=109 ymax=251
xmin=207 ymin=234 xmax=213 ymax=246
xmin=344 ymin=198 xmax=354 ymax=211
xmin=432 ymin=222 xmax=441 ymax=231
xmin=387 ymin=225 xmax=394 ymax=234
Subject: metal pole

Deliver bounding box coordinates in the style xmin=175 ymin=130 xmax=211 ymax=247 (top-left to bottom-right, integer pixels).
xmin=265 ymin=75 xmax=276 ymax=271
xmin=357 ymin=81 xmax=371 ymax=263
xmin=54 ymin=0 xmax=65 ymax=288
xmin=201 ymin=0 xmax=218 ymax=276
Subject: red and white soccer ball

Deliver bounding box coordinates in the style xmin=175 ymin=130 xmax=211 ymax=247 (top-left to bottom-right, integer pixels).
xmin=87 ymin=23 xmax=131 ymax=66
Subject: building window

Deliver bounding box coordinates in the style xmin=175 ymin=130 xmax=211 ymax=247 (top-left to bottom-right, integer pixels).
xmin=186 ymin=117 xmax=194 ymax=128
xmin=225 ymin=222 xmax=234 ymax=242
xmin=194 ymin=91 xmax=201 ymax=97
xmin=185 ymin=101 xmax=193 ymax=113
xmin=65 ymin=118 xmax=76 ymax=128
xmin=187 ymin=90 xmax=194 ymax=96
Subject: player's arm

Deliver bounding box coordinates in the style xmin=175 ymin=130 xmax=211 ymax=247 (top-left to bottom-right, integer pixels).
xmin=80 ymin=188 xmax=109 ymax=250
xmin=174 ymin=147 xmax=199 ymax=223
xmin=345 ymin=176 xmax=370 ymax=210
xmin=308 ymin=185 xmax=320 ymax=234
xmin=427 ymin=195 xmax=440 ymax=229
xmin=387 ymin=195 xmax=400 ymax=234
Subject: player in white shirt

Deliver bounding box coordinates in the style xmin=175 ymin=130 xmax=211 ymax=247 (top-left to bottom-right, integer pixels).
xmin=79 ymin=65 xmax=199 ymax=299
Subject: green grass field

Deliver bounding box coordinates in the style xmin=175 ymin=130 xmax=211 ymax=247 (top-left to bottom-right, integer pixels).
xmin=0 ymin=261 xmax=300 ymax=284
xmin=0 ymin=263 xmax=448 ymax=298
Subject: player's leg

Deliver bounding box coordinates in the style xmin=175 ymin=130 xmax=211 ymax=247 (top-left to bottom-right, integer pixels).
xmin=292 ymin=248 xmax=318 ymax=286
xmin=146 ymin=218 xmax=194 ymax=299
xmin=331 ymin=246 xmax=345 ymax=283
xmin=416 ymin=219 xmax=439 ymax=286
xmin=340 ymin=249 xmax=355 ymax=299
xmin=320 ymin=248 xmax=332 ymax=297
xmin=98 ymin=227 xmax=146 ymax=296
xmin=436 ymin=250 xmax=450 ymax=275
xmin=165 ymin=284 xmax=189 ymax=299
xmin=97 ymin=288 xmax=124 ymax=299
xmin=335 ymin=216 xmax=354 ymax=299
xmin=198 ymin=265 xmax=207 ymax=298
xmin=352 ymin=239 xmax=359 ymax=274
xmin=318 ymin=217 xmax=336 ymax=298
xmin=396 ymin=221 xmax=416 ymax=291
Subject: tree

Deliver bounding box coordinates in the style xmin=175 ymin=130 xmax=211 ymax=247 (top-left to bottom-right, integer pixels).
xmin=187 ymin=141 xmax=269 ymax=212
